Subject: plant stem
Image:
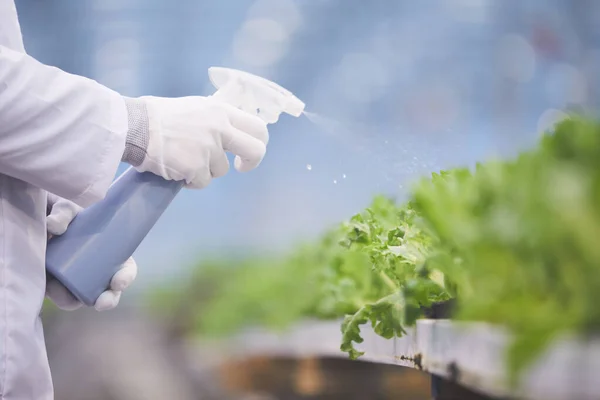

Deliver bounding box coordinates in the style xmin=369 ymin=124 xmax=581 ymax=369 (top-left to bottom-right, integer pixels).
xmin=378 ymin=270 xmax=399 ymax=291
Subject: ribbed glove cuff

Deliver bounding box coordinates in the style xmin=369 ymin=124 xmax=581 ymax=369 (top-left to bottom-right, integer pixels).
xmin=121 ymin=97 xmax=149 ymax=167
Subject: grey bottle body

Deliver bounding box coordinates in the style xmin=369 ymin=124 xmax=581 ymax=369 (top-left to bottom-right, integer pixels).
xmin=45 ymin=167 xmax=184 ymax=306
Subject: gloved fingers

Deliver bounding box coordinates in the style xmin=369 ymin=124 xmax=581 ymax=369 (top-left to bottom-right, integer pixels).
xmin=94 ymin=290 xmax=122 ymax=312
xmin=235 ymin=155 xmax=258 ymax=172
xmin=45 ymin=278 xmax=83 ymax=311
xmin=184 ymin=163 xmax=213 ymax=189
xmin=221 ymin=103 xmax=269 ymax=145
xmin=110 ymin=257 xmax=138 ymax=292
xmin=209 ymin=148 xmax=230 ymax=178
xmin=222 ymin=125 xmax=267 ymax=173
xmin=233 ymin=155 xmax=244 ymax=172
xmin=47 ymin=198 xmax=83 ymax=236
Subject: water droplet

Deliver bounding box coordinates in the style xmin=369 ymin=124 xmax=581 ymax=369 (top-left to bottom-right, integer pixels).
xmin=333 ymin=180 xmax=338 ymax=184
xmin=306 ymin=164 xmax=312 ymax=171
xmin=342 ymin=174 xmax=347 ymax=179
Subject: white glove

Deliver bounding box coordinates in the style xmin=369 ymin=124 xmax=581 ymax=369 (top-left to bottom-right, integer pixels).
xmin=134 ymin=95 xmax=269 ymax=189
xmin=45 ymin=194 xmax=138 ymax=311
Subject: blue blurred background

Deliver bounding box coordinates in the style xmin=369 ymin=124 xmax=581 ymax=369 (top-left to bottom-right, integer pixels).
xmin=16 ymin=0 xmax=600 ymax=293
xmin=12 ymin=2 xmax=600 ymax=398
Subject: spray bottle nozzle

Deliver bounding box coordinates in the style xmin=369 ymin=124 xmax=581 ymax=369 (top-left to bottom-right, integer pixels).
xmin=208 ymin=67 xmax=305 ymax=124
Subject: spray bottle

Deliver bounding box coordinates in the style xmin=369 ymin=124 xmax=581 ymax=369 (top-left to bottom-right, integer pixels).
xmin=45 ymin=67 xmax=305 ymax=306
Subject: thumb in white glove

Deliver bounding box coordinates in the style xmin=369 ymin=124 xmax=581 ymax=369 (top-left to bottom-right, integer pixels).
xmin=46 ymin=194 xmax=138 ymax=311
xmin=125 ymin=96 xmax=269 ymax=189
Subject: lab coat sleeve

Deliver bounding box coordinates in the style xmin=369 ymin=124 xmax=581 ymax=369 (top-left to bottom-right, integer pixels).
xmin=0 ymin=45 xmax=128 ymax=208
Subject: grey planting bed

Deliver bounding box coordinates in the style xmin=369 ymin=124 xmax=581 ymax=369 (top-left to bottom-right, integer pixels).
xmin=190 ymin=319 xmax=600 ymax=400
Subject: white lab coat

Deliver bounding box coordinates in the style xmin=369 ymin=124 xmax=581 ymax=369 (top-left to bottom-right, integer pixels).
xmin=0 ymin=1 xmax=128 ymax=398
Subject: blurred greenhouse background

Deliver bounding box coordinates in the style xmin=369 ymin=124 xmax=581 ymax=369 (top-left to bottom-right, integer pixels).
xmin=13 ymin=0 xmax=600 ymax=399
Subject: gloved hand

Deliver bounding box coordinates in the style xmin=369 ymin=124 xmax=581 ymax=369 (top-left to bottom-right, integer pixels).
xmin=45 ymin=193 xmax=138 ymax=311
xmin=122 ymin=96 xmax=269 ymax=189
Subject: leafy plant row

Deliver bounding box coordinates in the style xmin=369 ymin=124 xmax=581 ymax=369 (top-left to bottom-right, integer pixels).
xmin=149 ymin=117 xmax=600 ymax=379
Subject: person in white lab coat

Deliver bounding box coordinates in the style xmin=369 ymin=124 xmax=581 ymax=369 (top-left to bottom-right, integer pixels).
xmin=0 ymin=1 xmax=269 ymax=398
